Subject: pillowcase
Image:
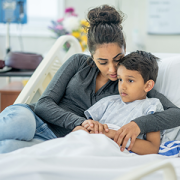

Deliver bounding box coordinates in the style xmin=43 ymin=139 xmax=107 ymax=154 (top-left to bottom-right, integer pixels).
xmin=154 ymin=55 xmax=180 ymax=108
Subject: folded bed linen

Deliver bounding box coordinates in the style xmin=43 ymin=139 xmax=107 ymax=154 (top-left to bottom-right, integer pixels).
xmin=159 ymin=141 xmax=180 ymax=157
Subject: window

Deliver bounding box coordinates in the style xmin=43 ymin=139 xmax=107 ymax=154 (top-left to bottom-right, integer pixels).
xmin=0 ymin=0 xmax=65 ymax=37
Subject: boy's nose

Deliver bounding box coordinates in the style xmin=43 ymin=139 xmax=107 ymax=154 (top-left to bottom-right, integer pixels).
xmin=121 ymin=81 xmax=126 ymax=90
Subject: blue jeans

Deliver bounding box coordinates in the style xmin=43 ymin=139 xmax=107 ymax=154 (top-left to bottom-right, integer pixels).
xmin=0 ymin=104 xmax=57 ymax=153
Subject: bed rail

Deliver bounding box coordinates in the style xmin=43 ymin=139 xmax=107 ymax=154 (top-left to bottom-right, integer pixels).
xmin=116 ymin=160 xmax=177 ymax=180
xmin=14 ymin=35 xmax=82 ymax=104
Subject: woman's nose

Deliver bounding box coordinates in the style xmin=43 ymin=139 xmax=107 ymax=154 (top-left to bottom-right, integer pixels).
xmin=109 ymin=63 xmax=117 ymax=73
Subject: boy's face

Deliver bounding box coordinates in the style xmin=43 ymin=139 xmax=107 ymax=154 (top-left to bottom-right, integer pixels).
xmin=117 ymin=65 xmax=148 ymax=103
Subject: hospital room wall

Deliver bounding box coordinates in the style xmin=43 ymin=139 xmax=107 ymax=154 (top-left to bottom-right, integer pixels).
xmin=0 ymin=0 xmax=179 ymax=59
xmin=66 ymin=0 xmax=180 ymax=53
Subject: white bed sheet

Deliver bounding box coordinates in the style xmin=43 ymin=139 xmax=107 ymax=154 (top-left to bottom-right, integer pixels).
xmin=0 ymin=130 xmax=180 ymax=180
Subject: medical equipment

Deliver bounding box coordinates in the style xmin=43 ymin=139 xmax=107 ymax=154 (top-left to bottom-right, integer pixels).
xmin=0 ymin=0 xmax=27 ymax=24
xmin=0 ymin=0 xmax=27 ymax=53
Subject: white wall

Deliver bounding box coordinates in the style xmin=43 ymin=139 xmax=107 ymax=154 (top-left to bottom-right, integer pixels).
xmin=65 ymin=0 xmax=118 ymax=20
xmin=0 ymin=0 xmax=179 ymax=59
xmin=65 ymin=0 xmax=180 ymax=53
xmin=0 ymin=36 xmax=56 ymax=60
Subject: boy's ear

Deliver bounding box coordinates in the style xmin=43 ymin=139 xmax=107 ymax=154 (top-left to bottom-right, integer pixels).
xmin=144 ymin=80 xmax=154 ymax=92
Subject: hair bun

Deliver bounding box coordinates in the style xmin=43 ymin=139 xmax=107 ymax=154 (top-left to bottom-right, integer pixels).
xmin=87 ymin=5 xmax=124 ymax=29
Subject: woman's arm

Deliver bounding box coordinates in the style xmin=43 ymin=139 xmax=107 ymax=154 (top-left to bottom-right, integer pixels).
xmin=135 ymin=89 xmax=180 ymax=134
xmin=34 ymin=54 xmax=87 ymax=130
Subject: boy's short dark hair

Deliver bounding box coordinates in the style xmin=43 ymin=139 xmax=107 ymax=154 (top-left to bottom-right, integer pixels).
xmin=117 ymin=50 xmax=159 ymax=83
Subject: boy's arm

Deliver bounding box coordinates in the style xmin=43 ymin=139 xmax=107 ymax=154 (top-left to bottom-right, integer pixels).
xmin=130 ymin=131 xmax=160 ymax=155
xmin=114 ymin=99 xmax=163 ymax=151
xmin=102 ymin=129 xmax=160 ymax=155
xmin=102 ymin=129 xmax=117 ymax=139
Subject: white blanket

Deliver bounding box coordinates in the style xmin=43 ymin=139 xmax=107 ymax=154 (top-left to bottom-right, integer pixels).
xmin=0 ymin=130 xmax=180 ymax=180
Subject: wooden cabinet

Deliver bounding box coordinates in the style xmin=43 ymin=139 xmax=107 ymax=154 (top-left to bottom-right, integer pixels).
xmin=0 ymin=81 xmax=24 ymax=112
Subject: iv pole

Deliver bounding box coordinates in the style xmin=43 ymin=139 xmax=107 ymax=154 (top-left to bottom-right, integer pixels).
xmin=6 ymin=22 xmax=11 ymax=54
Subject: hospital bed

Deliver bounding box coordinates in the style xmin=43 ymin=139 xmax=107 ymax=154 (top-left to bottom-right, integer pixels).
xmin=1 ymin=35 xmax=180 ymax=180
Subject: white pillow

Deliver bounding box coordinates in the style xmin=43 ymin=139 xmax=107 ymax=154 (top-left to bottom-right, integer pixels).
xmin=154 ymin=55 xmax=180 ymax=108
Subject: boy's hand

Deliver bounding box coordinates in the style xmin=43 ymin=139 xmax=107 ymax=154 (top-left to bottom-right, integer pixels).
xmin=82 ymin=119 xmax=109 ymax=134
xmin=114 ymin=121 xmax=140 ymax=151
xmin=72 ymin=126 xmax=89 ymax=133
xmin=90 ymin=129 xmax=117 ymax=140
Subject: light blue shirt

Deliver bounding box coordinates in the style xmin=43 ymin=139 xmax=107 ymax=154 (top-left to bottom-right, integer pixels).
xmin=85 ymin=95 xmax=164 ymax=130
xmin=84 ymin=95 xmax=164 ymax=146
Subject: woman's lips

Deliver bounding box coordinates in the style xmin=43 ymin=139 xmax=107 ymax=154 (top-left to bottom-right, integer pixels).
xmin=109 ymin=74 xmax=117 ymax=78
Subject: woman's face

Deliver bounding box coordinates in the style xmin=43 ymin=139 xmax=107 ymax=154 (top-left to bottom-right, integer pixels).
xmin=93 ymin=43 xmax=125 ymax=81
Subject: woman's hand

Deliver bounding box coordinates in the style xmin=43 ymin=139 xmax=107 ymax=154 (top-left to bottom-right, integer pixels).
xmin=114 ymin=121 xmax=140 ymax=151
xmin=72 ymin=126 xmax=89 ymax=133
xmin=82 ymin=119 xmax=109 ymax=134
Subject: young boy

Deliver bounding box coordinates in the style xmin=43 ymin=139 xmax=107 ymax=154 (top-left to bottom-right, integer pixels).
xmin=83 ymin=51 xmax=164 ymax=155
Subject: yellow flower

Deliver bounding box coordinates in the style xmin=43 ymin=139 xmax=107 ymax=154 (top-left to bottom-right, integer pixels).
xmin=80 ymin=20 xmax=89 ymax=33
xmin=79 ymin=27 xmax=87 ymax=34
xmin=81 ymin=20 xmax=89 ymax=27
xmin=79 ymin=41 xmax=85 ymax=52
xmin=72 ymin=31 xmax=81 ymax=38
xmin=69 ymin=20 xmax=88 ymax=52
xmin=80 ymin=35 xmax=87 ymax=44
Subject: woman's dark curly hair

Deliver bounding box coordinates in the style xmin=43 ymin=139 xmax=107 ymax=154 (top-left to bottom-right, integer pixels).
xmin=86 ymin=5 xmax=126 ymax=55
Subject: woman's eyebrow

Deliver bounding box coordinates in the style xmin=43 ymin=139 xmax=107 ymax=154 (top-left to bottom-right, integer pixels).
xmin=97 ymin=53 xmax=123 ymax=61
xmin=113 ymin=53 xmax=123 ymax=59
xmin=97 ymin=58 xmax=108 ymax=61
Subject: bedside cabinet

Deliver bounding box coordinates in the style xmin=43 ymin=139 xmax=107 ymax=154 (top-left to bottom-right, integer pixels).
xmin=0 ymin=81 xmax=24 ymax=112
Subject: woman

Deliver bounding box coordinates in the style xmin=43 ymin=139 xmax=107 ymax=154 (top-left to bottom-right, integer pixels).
xmin=0 ymin=5 xmax=180 ymax=153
